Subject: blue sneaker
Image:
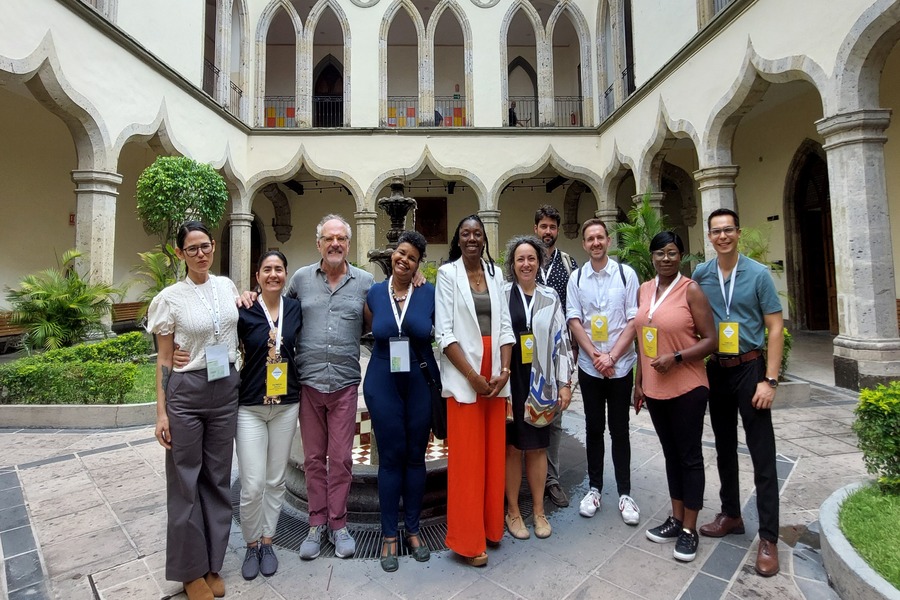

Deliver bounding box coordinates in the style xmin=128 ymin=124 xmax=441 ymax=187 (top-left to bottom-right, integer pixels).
xmin=299 ymin=526 xmax=322 ymax=560
xmin=329 ymin=526 xmax=356 ymax=558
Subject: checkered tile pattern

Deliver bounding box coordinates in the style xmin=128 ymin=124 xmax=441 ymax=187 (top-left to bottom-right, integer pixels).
xmin=351 ymin=435 xmax=449 ymax=466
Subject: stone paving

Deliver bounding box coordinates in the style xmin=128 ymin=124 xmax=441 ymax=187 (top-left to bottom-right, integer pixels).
xmin=0 ymin=334 xmax=869 ymax=600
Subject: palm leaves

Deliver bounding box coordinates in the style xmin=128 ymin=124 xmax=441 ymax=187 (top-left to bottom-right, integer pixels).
xmin=5 ymin=250 xmax=119 ymax=351
xmin=609 ymin=194 xmax=667 ymax=282
xmin=130 ymin=249 xmax=181 ymax=318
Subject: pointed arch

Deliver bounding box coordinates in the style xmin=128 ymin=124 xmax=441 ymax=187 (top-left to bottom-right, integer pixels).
xmin=427 ymin=0 xmax=474 ymax=126
xmin=501 ymin=0 xmax=546 ymax=126
xmin=600 ymin=144 xmax=637 ymax=214
xmin=303 ymin=0 xmax=351 ymax=126
xmin=491 ymin=147 xmax=603 ymax=212
xmin=639 ymin=99 xmax=700 ymax=192
xmin=380 ymin=0 xmax=427 ymax=127
xmin=254 ymin=0 xmax=304 ymax=127
xmin=547 ymin=1 xmax=594 ymax=126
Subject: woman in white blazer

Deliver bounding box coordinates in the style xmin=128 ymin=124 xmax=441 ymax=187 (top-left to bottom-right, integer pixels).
xmin=435 ymin=215 xmax=515 ymax=568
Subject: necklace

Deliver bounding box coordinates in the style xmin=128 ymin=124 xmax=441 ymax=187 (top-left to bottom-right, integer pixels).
xmin=390 ymin=280 xmax=409 ymax=302
xmin=467 ymin=267 xmax=483 ymax=288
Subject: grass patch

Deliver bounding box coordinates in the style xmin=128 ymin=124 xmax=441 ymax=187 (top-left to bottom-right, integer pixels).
xmin=838 ymin=483 xmax=900 ymax=589
xmin=121 ymin=361 xmax=157 ymax=405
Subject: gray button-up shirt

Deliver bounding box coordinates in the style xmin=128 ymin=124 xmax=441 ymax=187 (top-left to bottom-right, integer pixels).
xmin=287 ymin=261 xmax=374 ymax=393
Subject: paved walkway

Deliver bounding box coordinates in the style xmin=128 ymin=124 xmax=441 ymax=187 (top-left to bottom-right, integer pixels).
xmin=0 ymin=332 xmax=869 ymax=600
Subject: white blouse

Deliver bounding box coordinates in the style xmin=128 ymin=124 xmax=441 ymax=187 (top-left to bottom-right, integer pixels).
xmin=146 ymin=275 xmax=240 ymax=372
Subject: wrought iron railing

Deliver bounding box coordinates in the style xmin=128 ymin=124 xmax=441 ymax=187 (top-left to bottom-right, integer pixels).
xmin=313 ymin=96 xmax=343 ymax=127
xmin=508 ymin=96 xmax=536 ymax=127
xmin=263 ymin=96 xmax=298 ymax=127
xmin=553 ymin=96 xmax=584 ymax=127
xmin=433 ymin=96 xmax=469 ymax=127
xmin=203 ymin=60 xmax=219 ymax=97
xmin=386 ymin=96 xmax=420 ymax=127
xmin=227 ymin=81 xmax=242 ymax=119
xmin=714 ymin=0 xmax=733 ymax=14
xmin=602 ymin=84 xmax=615 ymax=121
xmin=622 ymin=64 xmax=635 ymax=96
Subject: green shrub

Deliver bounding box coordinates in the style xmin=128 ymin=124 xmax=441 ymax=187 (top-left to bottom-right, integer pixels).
xmin=853 ymin=381 xmax=900 ymax=494
xmin=764 ymin=327 xmax=793 ymax=379
xmin=0 ymin=359 xmax=137 ymax=405
xmin=41 ymin=332 xmax=151 ymax=364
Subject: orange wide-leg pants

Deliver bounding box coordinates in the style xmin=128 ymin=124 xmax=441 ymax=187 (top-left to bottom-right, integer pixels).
xmin=445 ymin=336 xmax=506 ymax=557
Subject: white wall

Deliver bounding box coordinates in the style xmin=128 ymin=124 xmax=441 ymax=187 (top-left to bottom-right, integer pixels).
xmin=630 ymin=0 xmax=696 ymax=86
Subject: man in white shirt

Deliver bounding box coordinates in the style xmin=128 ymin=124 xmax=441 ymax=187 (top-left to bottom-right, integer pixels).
xmin=566 ymin=218 xmax=640 ymax=526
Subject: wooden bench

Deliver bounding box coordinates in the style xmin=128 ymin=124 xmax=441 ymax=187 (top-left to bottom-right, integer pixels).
xmin=0 ymin=312 xmax=25 ymax=353
xmin=111 ymin=302 xmax=146 ymax=333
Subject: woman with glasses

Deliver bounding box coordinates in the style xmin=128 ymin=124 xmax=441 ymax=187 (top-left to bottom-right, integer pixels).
xmin=633 ymin=232 xmax=716 ymax=563
xmin=147 ymin=221 xmax=241 ymax=600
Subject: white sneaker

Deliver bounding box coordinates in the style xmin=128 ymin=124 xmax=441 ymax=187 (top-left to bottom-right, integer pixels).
xmin=619 ymin=494 xmax=640 ymax=525
xmin=579 ymin=487 xmax=601 ymax=518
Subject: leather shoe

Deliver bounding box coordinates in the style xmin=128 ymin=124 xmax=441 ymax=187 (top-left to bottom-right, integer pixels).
xmin=546 ymin=483 xmax=570 ymax=508
xmin=505 ymin=514 xmax=530 ymax=540
xmin=698 ymin=513 xmax=745 ymax=538
xmin=464 ymin=551 xmax=488 ymax=567
xmin=756 ymin=539 xmax=780 ymax=577
xmin=183 ymin=578 xmax=214 ymax=600
xmin=204 ymin=573 xmax=225 ymax=598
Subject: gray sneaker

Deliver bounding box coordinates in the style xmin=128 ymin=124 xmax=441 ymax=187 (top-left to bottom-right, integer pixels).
xmin=299 ymin=526 xmax=322 ymax=560
xmin=329 ymin=526 xmax=356 ymax=558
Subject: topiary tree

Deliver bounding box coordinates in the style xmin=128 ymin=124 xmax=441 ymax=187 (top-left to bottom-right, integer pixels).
xmin=136 ymin=156 xmax=229 ymax=279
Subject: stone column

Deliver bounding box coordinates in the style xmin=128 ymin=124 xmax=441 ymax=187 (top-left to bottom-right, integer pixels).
xmin=595 ymin=207 xmax=619 ymax=251
xmin=229 ymin=212 xmax=253 ymax=292
xmin=816 ymin=109 xmax=900 ymax=390
xmin=536 ymin=39 xmax=555 ymax=127
xmin=71 ymin=170 xmax=122 ymax=286
xmin=632 ymin=191 xmax=665 ymax=212
xmin=478 ymin=209 xmax=501 ymax=261
xmin=693 ymin=165 xmax=739 ymax=259
xmin=354 ymin=210 xmax=378 ymax=276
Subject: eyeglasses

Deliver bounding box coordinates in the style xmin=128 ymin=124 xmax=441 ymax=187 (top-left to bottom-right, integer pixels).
xmin=708 ymin=226 xmax=739 ymax=237
xmin=320 ymin=235 xmax=349 ymax=244
xmin=651 ymin=250 xmax=680 ymax=260
xmin=184 ymin=242 xmax=213 ymax=257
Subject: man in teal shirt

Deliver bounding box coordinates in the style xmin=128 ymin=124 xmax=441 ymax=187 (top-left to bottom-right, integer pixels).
xmin=692 ymin=208 xmax=784 ymax=577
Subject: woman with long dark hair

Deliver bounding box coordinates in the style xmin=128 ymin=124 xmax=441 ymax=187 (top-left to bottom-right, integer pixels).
xmin=435 ymin=215 xmax=514 ymax=567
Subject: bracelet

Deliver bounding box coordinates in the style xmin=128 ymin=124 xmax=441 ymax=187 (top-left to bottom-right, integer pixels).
xmin=465 ymin=368 xmax=475 ymax=379
xmin=500 ymin=367 xmax=511 ymax=375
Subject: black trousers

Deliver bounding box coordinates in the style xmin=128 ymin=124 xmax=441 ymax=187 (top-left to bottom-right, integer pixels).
xmin=707 ymin=357 xmax=779 ymax=543
xmin=578 ymin=368 xmax=633 ymax=496
xmin=645 ymin=387 xmax=708 ymax=511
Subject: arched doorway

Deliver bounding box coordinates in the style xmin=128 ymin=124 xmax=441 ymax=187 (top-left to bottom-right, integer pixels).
xmin=786 ymin=141 xmax=837 ymax=333
xmin=313 ymin=56 xmax=343 ymax=128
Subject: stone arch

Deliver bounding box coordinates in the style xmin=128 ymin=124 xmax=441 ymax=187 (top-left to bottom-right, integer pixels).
xmin=546 ymin=1 xmax=594 ymax=126
xmin=303 ymin=0 xmax=351 ymax=126
xmin=639 ymin=100 xmax=701 ymax=192
xmin=491 ymin=147 xmax=603 ymax=215
xmin=379 ymin=0 xmax=427 ymax=127
xmin=254 ymin=0 xmax=304 ymax=127
xmin=500 ymin=0 xmax=547 ymax=126
xmin=1 ymin=36 xmax=113 ymax=171
xmin=365 ymin=147 xmax=488 ymax=211
xmin=507 ymin=56 xmax=538 ymax=124
xmin=660 ymin=162 xmax=697 ymax=229
xmin=562 ymin=181 xmax=588 ymax=239
xmin=244 ymin=147 xmax=363 ymax=212
xmin=832 ymin=0 xmax=900 ymax=113
xmin=427 ymin=0 xmax=475 ymax=126
xmin=600 ymin=144 xmax=637 ymax=215
xmin=702 ymin=40 xmax=829 ymax=168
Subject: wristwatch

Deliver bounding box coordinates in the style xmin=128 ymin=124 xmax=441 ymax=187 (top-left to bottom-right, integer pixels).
xmin=764 ymin=377 xmax=779 ymax=388
xmin=674 ymin=351 xmax=683 ymax=363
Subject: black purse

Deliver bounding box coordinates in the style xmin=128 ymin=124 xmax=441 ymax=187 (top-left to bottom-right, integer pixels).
xmin=413 ymin=344 xmax=446 ymax=439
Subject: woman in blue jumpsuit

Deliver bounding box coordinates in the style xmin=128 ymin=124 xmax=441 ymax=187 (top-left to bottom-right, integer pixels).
xmin=363 ymin=230 xmax=437 ymax=572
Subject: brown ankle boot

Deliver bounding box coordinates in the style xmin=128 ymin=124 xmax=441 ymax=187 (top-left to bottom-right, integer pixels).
xmin=183 ymin=577 xmax=214 ymax=600
xmin=205 ymin=572 xmax=226 ymax=597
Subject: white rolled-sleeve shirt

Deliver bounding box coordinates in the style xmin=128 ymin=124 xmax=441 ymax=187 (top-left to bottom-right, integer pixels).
xmin=566 ymin=258 xmax=639 ymax=379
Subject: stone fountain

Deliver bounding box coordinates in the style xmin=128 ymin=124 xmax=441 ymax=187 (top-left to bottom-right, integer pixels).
xmin=367 ymin=178 xmax=418 ymax=276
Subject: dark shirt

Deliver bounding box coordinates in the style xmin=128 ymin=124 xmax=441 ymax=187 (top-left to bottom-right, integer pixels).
xmin=509 ymin=107 xmax=518 ymax=126
xmin=537 ymin=248 xmax=578 ymax=306
xmin=237 ymin=297 xmax=302 ymax=406
xmin=368 ymin=280 xmax=438 ymax=374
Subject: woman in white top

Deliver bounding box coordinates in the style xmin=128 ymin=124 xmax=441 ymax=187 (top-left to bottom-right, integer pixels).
xmin=146 ymin=221 xmax=240 ymax=600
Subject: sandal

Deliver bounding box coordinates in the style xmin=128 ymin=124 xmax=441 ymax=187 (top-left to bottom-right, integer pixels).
xmin=505 ymin=513 xmax=531 ymax=540
xmin=464 ymin=551 xmax=488 ymax=567
xmin=380 ymin=537 xmax=399 ymax=572
xmin=406 ymin=533 xmax=431 ymax=562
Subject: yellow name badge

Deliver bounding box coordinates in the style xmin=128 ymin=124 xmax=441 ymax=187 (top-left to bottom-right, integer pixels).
xmin=718 ymin=322 xmax=740 ymax=355
xmin=591 ymin=315 xmax=609 ymax=342
xmin=267 ymin=362 xmax=288 ymax=397
xmin=520 ymin=333 xmax=535 ymax=364
xmin=642 ymin=326 xmax=658 ymax=358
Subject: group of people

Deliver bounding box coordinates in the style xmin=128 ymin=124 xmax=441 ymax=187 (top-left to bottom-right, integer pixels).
xmin=147 ymin=202 xmax=784 ymax=599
